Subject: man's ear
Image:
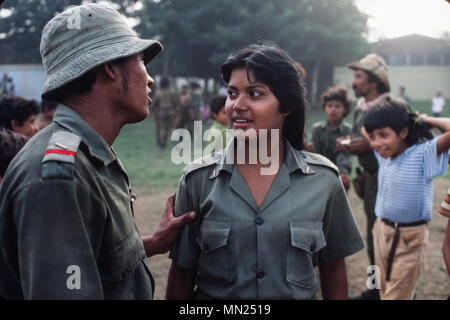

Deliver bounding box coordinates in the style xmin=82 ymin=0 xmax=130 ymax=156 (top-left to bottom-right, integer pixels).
xmin=101 ymin=63 xmax=118 ymax=81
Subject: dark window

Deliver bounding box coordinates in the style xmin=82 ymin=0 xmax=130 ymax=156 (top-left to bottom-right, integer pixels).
xmin=391 ymin=53 xmax=406 ymax=66
xmin=410 ymin=54 xmax=424 ymax=66
xmin=427 ymin=53 xmax=440 ymax=66
xmin=444 ymin=53 xmax=450 ymax=66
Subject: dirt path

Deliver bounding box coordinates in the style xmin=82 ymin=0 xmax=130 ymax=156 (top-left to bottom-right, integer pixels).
xmin=134 ymin=178 xmax=450 ymax=300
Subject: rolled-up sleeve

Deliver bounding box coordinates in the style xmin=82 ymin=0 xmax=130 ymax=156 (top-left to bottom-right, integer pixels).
xmin=318 ymin=181 xmax=365 ymax=265
xmin=169 ymin=176 xmax=200 ymax=270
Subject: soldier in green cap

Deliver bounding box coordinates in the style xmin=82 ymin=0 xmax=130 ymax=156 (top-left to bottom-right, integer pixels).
xmin=166 ymin=45 xmax=364 ymax=300
xmin=336 ymin=53 xmax=410 ymax=300
xmin=0 ymin=3 xmax=195 ymax=299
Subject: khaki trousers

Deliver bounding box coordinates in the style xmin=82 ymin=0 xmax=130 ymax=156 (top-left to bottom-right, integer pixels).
xmin=373 ymin=218 xmax=428 ymax=300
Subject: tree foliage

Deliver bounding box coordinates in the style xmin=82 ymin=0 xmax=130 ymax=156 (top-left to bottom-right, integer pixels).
xmin=1 ymin=0 xmax=369 ymax=98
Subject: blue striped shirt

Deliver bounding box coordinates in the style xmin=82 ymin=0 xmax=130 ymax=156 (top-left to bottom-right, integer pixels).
xmin=374 ymin=137 xmax=449 ymax=223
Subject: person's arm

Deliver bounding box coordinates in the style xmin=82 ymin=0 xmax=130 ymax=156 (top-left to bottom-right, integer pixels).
xmin=166 ymin=262 xmax=196 ymax=299
xmin=444 ymin=220 xmax=450 ymax=278
xmin=419 ymin=115 xmax=450 ymax=155
xmin=142 ymin=193 xmax=195 ymax=258
xmin=14 ymin=179 xmax=106 ymax=299
xmin=319 ymin=258 xmax=348 ymax=300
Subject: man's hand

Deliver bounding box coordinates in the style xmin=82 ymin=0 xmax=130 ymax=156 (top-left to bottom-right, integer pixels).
xmin=339 ymin=173 xmax=351 ymax=191
xmin=304 ymin=141 xmax=315 ymax=152
xmin=348 ymin=137 xmax=371 ymax=154
xmin=142 ymin=192 xmax=196 ymax=257
xmin=336 ymin=135 xmax=351 ymax=152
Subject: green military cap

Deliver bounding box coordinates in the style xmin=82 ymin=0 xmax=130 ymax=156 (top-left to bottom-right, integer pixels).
xmin=347 ymin=53 xmax=390 ymax=92
xmin=40 ymin=3 xmax=163 ymax=101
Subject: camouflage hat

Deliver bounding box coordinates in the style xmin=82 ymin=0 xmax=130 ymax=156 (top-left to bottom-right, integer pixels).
xmin=40 ymin=3 xmax=163 ymax=101
xmin=347 ymin=53 xmax=390 ymax=92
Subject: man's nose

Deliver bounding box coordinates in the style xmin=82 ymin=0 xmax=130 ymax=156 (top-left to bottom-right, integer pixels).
xmin=147 ymin=74 xmax=154 ymax=88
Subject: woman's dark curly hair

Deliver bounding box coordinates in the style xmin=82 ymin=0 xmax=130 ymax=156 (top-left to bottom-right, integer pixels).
xmin=321 ymin=86 xmax=352 ymax=117
xmin=363 ymin=101 xmax=433 ymax=146
xmin=220 ymin=44 xmax=308 ymax=150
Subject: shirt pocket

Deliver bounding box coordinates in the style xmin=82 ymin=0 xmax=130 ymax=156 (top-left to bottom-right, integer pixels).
xmin=98 ymin=231 xmax=146 ymax=287
xmin=286 ymin=220 xmax=327 ymax=289
xmin=195 ymin=219 xmax=233 ymax=284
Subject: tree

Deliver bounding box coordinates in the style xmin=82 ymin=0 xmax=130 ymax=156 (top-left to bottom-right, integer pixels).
xmin=0 ymin=0 xmax=138 ymax=63
xmin=134 ymin=0 xmax=369 ymax=102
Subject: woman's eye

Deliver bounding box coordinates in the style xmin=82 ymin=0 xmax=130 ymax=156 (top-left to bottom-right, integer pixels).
xmin=227 ymin=90 xmax=236 ymax=98
xmin=249 ymin=90 xmax=262 ymax=97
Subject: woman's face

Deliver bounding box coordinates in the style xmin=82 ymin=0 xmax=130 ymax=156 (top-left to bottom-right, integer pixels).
xmin=225 ymin=68 xmax=286 ymax=137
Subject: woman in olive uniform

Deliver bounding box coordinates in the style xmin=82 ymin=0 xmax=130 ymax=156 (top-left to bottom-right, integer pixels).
xmin=167 ymin=45 xmax=364 ymax=300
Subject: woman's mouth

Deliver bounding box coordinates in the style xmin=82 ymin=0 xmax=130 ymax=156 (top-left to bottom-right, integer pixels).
xmin=233 ymin=118 xmax=253 ymax=129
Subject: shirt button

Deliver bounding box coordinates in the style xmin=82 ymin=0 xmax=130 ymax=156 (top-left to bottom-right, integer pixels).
xmin=255 ymin=216 xmax=264 ymax=225
xmin=257 ymin=271 xmax=265 ymax=279
xmin=203 ymin=242 xmax=209 ymax=251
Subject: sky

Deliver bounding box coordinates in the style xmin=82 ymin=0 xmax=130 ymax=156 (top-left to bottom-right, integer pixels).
xmin=355 ymin=0 xmax=450 ymax=42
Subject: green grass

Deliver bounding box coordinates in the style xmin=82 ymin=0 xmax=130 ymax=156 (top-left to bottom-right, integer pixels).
xmin=114 ymin=102 xmax=450 ymax=192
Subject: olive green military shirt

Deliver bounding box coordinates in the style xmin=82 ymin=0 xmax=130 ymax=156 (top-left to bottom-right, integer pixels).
xmin=0 ymin=104 xmax=153 ymax=299
xmin=311 ymin=121 xmax=352 ymax=175
xmin=170 ymin=140 xmax=364 ymax=300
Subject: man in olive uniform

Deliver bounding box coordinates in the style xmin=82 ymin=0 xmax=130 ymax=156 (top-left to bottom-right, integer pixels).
xmin=152 ymin=77 xmax=179 ymax=149
xmin=337 ymin=53 xmax=409 ymax=300
xmin=0 ymin=3 xmax=194 ymax=299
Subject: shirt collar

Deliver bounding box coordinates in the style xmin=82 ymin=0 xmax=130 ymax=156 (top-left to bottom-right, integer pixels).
xmin=325 ymin=121 xmax=346 ymax=134
xmin=53 ymin=104 xmax=116 ymax=166
xmin=210 ymin=138 xmax=313 ymax=178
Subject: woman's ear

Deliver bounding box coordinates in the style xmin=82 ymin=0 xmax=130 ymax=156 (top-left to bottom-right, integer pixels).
xmin=11 ymin=119 xmax=20 ymax=131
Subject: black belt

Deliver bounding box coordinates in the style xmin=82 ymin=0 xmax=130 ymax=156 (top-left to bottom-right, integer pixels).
xmin=381 ymin=218 xmax=427 ymax=282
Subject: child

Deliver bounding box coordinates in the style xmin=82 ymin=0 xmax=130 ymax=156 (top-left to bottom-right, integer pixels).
xmin=311 ymin=86 xmax=352 ymax=190
xmin=362 ymin=103 xmax=450 ymax=300
xmin=206 ymin=94 xmax=232 ymax=151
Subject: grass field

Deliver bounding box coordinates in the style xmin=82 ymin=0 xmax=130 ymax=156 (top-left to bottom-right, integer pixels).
xmin=113 ymin=100 xmax=450 ymax=300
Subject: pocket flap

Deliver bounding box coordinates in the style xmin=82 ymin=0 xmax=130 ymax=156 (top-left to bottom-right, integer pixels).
xmin=98 ymin=231 xmax=146 ymax=282
xmin=289 ymin=220 xmax=326 ymax=253
xmin=196 ymin=219 xmax=231 ymax=253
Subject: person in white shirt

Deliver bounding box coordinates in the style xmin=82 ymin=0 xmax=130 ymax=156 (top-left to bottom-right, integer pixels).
xmin=431 ymin=91 xmax=445 ymax=117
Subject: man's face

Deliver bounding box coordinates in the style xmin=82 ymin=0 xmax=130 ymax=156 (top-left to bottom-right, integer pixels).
xmin=116 ymin=53 xmax=154 ymax=123
xmin=351 ymin=69 xmax=372 ymax=98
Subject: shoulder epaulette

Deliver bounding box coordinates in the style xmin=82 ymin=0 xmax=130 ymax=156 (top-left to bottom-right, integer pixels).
xmin=41 ymin=131 xmax=81 ymax=179
xmin=304 ymin=151 xmax=339 ymax=176
xmin=311 ymin=121 xmax=326 ymax=130
xmin=182 ymin=151 xmax=223 ymax=177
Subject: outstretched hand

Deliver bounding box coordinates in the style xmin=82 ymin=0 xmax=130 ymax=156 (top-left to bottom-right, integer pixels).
xmin=142 ymin=192 xmax=196 ymax=257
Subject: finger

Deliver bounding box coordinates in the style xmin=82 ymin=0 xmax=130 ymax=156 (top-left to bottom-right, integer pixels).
xmin=174 ymin=211 xmax=196 ymax=227
xmin=166 ymin=192 xmax=176 ymax=212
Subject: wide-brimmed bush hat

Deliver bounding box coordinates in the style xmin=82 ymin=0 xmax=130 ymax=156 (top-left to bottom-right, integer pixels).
xmin=40 ymin=3 xmax=163 ymax=100
xmin=347 ymin=53 xmax=390 ymax=92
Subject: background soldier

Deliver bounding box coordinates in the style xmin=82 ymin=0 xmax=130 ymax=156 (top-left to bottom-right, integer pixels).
xmin=152 ymin=77 xmax=179 ymax=149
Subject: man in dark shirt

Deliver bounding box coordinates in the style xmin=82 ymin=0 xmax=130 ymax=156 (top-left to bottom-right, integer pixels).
xmin=0 ymin=3 xmax=194 ymax=299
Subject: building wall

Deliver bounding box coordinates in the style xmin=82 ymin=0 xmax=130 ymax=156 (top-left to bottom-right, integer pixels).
xmin=334 ymin=66 xmax=450 ymax=101
xmin=0 ymin=64 xmax=46 ymax=102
